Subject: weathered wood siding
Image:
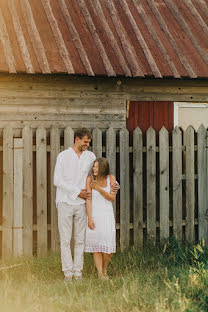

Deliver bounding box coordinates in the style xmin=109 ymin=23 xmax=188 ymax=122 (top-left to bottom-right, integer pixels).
xmin=0 ymin=74 xmax=207 ymax=133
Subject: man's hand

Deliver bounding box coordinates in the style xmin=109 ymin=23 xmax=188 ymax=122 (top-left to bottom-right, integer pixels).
xmin=111 ymin=181 xmax=119 ymax=194
xmin=88 ymin=218 xmax=95 ymax=230
xmin=78 ymin=189 xmax=92 ymax=200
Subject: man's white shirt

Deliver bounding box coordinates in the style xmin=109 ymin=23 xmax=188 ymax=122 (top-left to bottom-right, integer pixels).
xmin=54 ymin=147 xmax=96 ymax=206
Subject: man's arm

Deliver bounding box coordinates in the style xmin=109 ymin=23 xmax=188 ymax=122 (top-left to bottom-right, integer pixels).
xmin=111 ymin=180 xmax=120 ymax=194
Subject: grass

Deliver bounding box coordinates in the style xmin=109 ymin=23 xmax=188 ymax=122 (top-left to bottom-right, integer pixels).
xmin=0 ymin=238 xmax=208 ymax=312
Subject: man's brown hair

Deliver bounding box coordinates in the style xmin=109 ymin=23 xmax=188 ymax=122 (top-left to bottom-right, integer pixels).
xmin=74 ymin=127 xmax=91 ymax=140
xmin=91 ymin=157 xmax=110 ymax=180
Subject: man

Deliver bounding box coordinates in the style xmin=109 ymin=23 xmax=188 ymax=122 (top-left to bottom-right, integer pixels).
xmin=54 ymin=128 xmax=95 ymax=282
xmin=54 ymin=127 xmax=118 ymax=282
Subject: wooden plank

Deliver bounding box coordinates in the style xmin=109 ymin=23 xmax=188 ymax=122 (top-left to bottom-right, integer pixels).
xmin=36 ymin=127 xmax=47 ymax=257
xmin=0 ymin=100 xmax=125 ymax=114
xmin=2 ymin=127 xmax=13 ymax=258
xmin=0 ymin=120 xmax=125 ymax=131
xmin=50 ymin=127 xmax=60 ymax=252
xmin=185 ymin=126 xmax=195 ymax=242
xmin=197 ymin=125 xmax=207 ymax=242
xmin=22 ymin=126 xmax=33 ymax=256
xmin=106 ymin=127 xmax=116 ymax=215
xmin=0 ymin=89 xmax=207 ymax=102
xmin=133 ymin=127 xmax=143 ymax=247
xmin=146 ymin=127 xmax=156 ymax=240
xmin=120 ymin=128 xmax=130 ymax=248
xmin=0 ymin=113 xmax=125 ymax=121
xmin=159 ymin=127 xmax=169 ymax=240
xmin=92 ymin=128 xmax=102 ymax=158
xmin=0 ymin=73 xmax=208 ymax=86
xmin=64 ymin=127 xmax=74 ymax=150
xmin=13 ymin=138 xmax=23 ymax=256
xmin=172 ymin=126 xmax=182 ymax=239
xmin=0 ymin=82 xmax=208 ymax=96
xmin=0 ymin=218 xmax=199 ymax=233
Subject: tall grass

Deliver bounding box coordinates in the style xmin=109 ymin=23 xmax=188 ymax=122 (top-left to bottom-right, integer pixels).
xmin=0 ymin=238 xmax=207 ymax=312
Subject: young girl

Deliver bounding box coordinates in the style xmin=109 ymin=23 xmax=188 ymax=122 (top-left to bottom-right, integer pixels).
xmin=85 ymin=157 xmax=116 ymax=279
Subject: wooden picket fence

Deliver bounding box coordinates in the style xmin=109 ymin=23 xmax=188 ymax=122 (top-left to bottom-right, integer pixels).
xmin=0 ymin=125 xmax=207 ymax=258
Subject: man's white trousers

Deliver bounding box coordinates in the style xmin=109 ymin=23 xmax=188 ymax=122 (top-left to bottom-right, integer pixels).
xmin=57 ymin=202 xmax=87 ymax=277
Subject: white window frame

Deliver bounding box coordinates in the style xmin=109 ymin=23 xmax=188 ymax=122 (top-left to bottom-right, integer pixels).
xmin=174 ymin=102 xmax=208 ymax=127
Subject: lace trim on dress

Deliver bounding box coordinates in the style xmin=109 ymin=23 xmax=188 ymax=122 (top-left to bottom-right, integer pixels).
xmin=85 ymin=245 xmax=116 ymax=254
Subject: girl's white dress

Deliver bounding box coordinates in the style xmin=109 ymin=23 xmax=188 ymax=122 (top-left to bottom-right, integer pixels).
xmin=85 ymin=176 xmax=116 ymax=254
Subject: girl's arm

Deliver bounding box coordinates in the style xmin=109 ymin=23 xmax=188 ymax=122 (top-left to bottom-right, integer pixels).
xmin=86 ymin=176 xmax=95 ymax=230
xmin=91 ymin=175 xmax=116 ymax=202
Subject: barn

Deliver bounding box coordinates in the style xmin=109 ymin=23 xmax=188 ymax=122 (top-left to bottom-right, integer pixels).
xmin=0 ymin=0 xmax=208 ymax=258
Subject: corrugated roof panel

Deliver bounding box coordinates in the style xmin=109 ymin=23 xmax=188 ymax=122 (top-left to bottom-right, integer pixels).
xmin=115 ymin=0 xmax=154 ymax=76
xmin=0 ymin=0 xmax=207 ymax=78
xmin=162 ymin=0 xmax=208 ymax=77
xmin=0 ymin=38 xmax=8 ymax=73
xmin=89 ymin=0 xmax=131 ymax=76
xmin=1 ymin=0 xmax=26 ymax=73
xmin=164 ymin=0 xmax=208 ymax=73
xmin=15 ymin=0 xmax=41 ymax=72
xmin=86 ymin=0 xmax=123 ymax=75
xmin=73 ymin=0 xmax=109 ymax=75
xmin=134 ymin=0 xmax=183 ymax=78
xmin=58 ymin=0 xmax=93 ymax=75
xmin=38 ymin=0 xmax=72 ymax=73
xmin=127 ymin=0 xmax=170 ymax=77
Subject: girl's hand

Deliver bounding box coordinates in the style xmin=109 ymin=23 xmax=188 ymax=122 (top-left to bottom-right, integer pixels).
xmin=90 ymin=181 xmax=100 ymax=191
xmin=88 ymin=218 xmax=95 ymax=230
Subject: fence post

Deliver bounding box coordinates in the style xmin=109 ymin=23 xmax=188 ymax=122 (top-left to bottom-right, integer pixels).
xmin=120 ymin=128 xmax=130 ymax=249
xmin=92 ymin=128 xmax=102 ymax=158
xmin=146 ymin=127 xmax=156 ymax=241
xmin=36 ymin=127 xmax=47 ymax=257
xmin=159 ymin=126 xmax=169 ymax=240
xmin=2 ymin=127 xmax=13 ymax=258
xmin=50 ymin=127 xmax=60 ymax=252
xmin=64 ymin=127 xmax=74 ymax=150
xmin=185 ymin=126 xmax=195 ymax=242
xmin=172 ymin=126 xmax=182 ymax=239
xmin=13 ymin=138 xmax=23 ymax=256
xmin=198 ymin=125 xmax=208 ymax=243
xmin=133 ymin=127 xmax=143 ymax=248
xmin=22 ymin=126 xmax=33 ymax=257
xmin=106 ymin=127 xmax=116 ymax=216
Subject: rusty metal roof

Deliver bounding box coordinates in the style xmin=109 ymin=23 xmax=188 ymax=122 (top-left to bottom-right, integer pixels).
xmin=0 ymin=0 xmax=208 ymax=78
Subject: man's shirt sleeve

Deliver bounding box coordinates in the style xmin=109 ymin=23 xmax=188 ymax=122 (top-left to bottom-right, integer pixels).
xmin=53 ymin=154 xmax=80 ymax=200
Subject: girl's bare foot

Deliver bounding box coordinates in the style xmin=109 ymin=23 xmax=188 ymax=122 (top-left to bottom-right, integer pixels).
xmin=98 ymin=272 xmax=109 ymax=280
xmin=98 ymin=272 xmax=104 ymax=279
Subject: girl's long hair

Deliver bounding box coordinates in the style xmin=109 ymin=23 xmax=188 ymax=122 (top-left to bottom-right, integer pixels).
xmin=91 ymin=157 xmax=110 ymax=181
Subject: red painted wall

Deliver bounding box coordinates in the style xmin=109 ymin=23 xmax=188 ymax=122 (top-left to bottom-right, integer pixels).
xmin=126 ymin=101 xmax=174 ymax=133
